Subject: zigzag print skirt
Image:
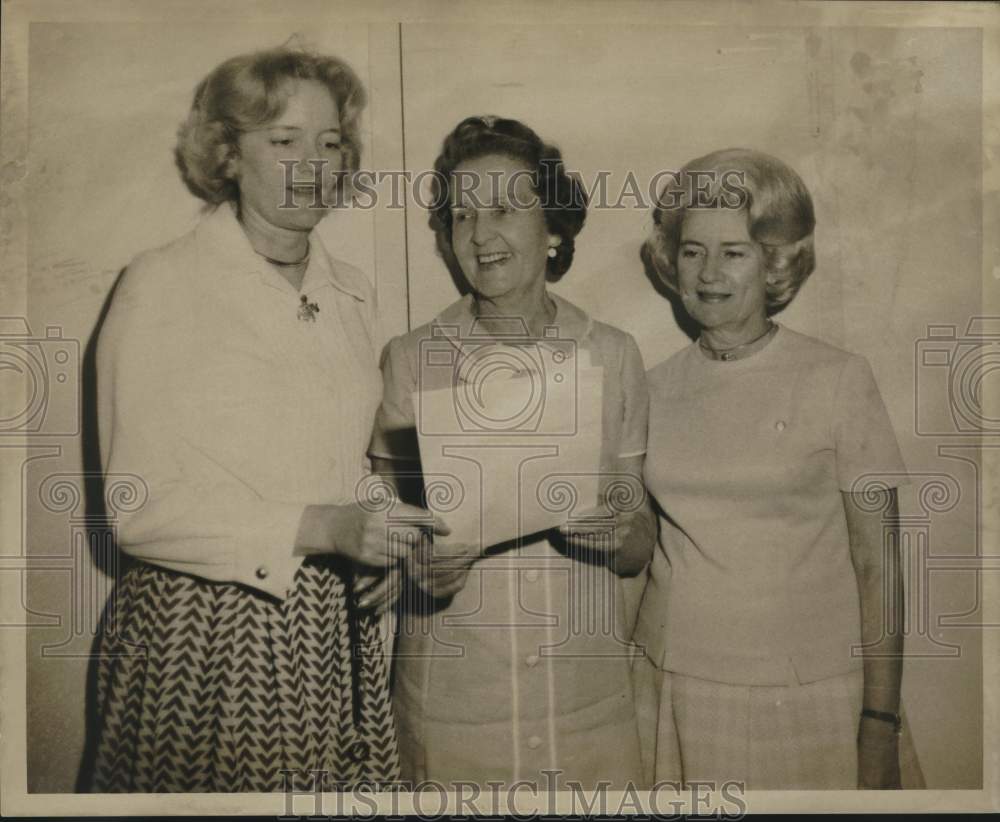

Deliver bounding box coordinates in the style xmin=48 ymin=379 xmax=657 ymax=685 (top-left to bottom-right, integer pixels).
xmin=88 ymin=558 xmax=400 ymax=792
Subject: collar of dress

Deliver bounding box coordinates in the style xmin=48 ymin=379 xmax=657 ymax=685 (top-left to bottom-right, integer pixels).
xmin=430 ymin=292 xmax=593 ymax=357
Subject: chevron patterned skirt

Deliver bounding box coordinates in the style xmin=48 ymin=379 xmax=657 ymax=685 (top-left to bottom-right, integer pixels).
xmin=88 ymin=558 xmax=400 ymax=792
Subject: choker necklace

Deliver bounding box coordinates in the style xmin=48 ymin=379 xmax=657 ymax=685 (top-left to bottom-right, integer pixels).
xmin=699 ymin=321 xmax=777 ymax=362
xmin=236 ymin=211 xmax=310 ymax=267
xmin=259 ymin=247 xmax=310 ymax=268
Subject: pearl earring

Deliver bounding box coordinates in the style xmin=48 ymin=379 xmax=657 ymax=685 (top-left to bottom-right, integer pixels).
xmin=547 ymin=246 xmax=558 ymax=259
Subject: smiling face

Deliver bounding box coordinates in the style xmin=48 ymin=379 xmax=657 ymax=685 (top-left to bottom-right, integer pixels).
xmin=231 ymin=79 xmax=344 ymax=231
xmin=450 ymin=153 xmax=558 ymax=308
xmin=677 ymin=207 xmax=770 ymax=339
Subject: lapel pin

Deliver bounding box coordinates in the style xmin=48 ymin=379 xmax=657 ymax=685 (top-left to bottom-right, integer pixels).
xmin=298 ymin=295 xmax=320 ymax=322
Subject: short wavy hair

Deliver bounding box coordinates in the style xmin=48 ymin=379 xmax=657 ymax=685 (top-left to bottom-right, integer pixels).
xmin=430 ymin=116 xmax=587 ymax=280
xmin=643 ymin=148 xmax=816 ymax=311
xmin=175 ymin=46 xmax=367 ymax=204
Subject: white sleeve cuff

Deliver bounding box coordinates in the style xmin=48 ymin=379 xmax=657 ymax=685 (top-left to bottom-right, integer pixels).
xmin=231 ymin=503 xmax=308 ymax=600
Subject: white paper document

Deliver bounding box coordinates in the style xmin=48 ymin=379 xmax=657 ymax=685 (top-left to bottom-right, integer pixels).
xmin=413 ymin=349 xmax=604 ymax=548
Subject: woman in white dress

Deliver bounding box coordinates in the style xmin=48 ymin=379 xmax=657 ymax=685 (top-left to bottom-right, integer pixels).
xmin=368 ymin=115 xmax=656 ymax=789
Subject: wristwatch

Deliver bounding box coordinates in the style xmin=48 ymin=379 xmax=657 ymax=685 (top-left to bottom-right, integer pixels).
xmin=861 ymin=707 xmax=903 ymax=734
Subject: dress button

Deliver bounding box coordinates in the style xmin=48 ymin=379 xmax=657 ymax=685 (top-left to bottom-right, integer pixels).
xmin=255 ymin=566 xmax=269 ymax=580
xmin=527 ymin=735 xmax=542 ymax=750
xmin=526 ymin=654 xmax=540 ymax=668
xmin=525 ymin=570 xmax=540 ymax=583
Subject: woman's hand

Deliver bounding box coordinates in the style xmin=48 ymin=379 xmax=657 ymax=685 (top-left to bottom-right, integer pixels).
xmin=355 ymin=565 xmax=404 ymax=616
xmin=557 ymin=459 xmax=655 ymax=576
xmin=295 ymin=501 xmax=450 ymax=570
xmin=407 ymin=540 xmax=481 ymax=600
xmin=857 ymin=716 xmax=902 ymax=789
xmin=558 ymin=505 xmax=655 ymax=576
xmin=559 ymin=505 xmax=622 ymax=551
xmin=354 ymin=539 xmax=480 ymax=612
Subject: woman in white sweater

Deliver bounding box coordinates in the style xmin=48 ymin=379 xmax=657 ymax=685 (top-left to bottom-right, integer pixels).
xmin=88 ymin=44 xmax=442 ymax=793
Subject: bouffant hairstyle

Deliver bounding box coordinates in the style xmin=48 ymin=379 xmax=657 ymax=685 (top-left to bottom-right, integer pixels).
xmin=643 ymin=148 xmax=816 ymax=310
xmin=430 ymin=116 xmax=587 ymax=280
xmin=175 ymin=46 xmax=366 ymax=204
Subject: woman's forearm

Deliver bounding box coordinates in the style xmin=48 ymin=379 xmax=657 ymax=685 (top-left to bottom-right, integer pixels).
xmin=844 ymin=489 xmax=903 ymax=713
xmin=857 ymin=554 xmax=904 ymax=714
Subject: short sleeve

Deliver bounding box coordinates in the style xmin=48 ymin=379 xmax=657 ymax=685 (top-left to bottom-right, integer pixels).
xmin=832 ymin=354 xmax=908 ymax=491
xmin=618 ymin=334 xmax=650 ymax=459
xmin=368 ymin=334 xmax=420 ymax=461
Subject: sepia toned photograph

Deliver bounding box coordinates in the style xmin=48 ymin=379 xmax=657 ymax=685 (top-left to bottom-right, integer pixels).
xmin=1 ymin=0 xmax=997 ymax=816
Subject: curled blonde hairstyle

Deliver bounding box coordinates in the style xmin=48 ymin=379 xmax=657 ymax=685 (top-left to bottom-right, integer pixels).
xmin=174 ymin=46 xmax=366 ymax=204
xmin=643 ymin=148 xmax=816 ymax=311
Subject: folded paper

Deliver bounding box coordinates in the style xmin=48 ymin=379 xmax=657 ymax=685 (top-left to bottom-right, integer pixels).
xmin=414 ymin=348 xmax=604 ymax=548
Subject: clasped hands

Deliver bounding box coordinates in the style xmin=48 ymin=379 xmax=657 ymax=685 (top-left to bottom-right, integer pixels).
xmin=356 ymin=532 xmax=482 ymax=614
xmin=348 ymin=498 xmax=642 ymax=615
xmin=331 ymin=498 xmax=479 ymax=615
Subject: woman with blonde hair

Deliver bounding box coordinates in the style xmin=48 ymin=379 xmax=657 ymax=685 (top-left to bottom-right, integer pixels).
xmin=88 ymin=45 xmax=443 ymax=792
xmin=634 ymin=148 xmax=907 ymax=789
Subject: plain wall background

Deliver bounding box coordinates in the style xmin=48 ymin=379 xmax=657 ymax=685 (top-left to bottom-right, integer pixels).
xmin=19 ymin=19 xmax=985 ymax=791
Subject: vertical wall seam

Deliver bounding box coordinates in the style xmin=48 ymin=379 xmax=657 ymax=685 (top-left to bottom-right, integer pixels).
xmin=397 ymin=22 xmax=412 ymax=332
